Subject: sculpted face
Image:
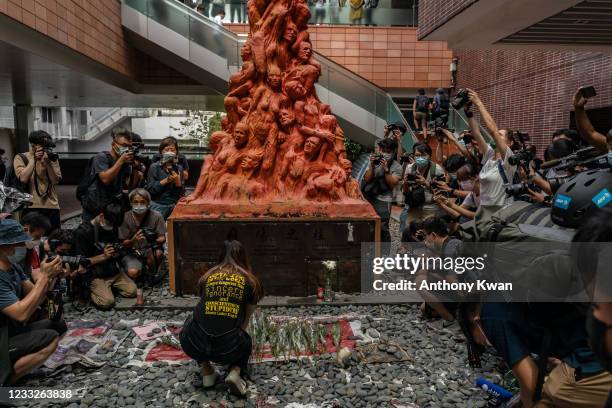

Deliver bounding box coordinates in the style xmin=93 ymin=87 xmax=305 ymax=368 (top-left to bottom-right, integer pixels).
xmin=303 ymin=136 xmax=321 ymax=156
xmin=241 ymin=152 xmax=261 ymax=170
xmin=234 ymin=124 xmax=249 ymax=147
xmin=297 ymin=41 xmax=312 ymax=63
xmin=283 ymin=22 xmax=298 ymax=43
xmin=240 ymin=44 xmax=252 ymax=61
xmin=279 ymin=109 xmax=295 ymax=129
xmin=268 ymin=71 xmax=282 ymax=90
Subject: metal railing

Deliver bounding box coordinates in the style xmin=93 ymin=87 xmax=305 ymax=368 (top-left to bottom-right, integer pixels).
xmin=79 ymin=108 xmax=153 ymax=140
xmin=448 ymin=106 xmax=493 ymax=141
xmin=123 ymin=0 xmax=410 ymax=147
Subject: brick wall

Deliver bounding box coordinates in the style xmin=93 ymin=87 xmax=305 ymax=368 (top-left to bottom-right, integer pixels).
xmin=417 ymin=0 xmax=478 ymax=40
xmin=227 ymin=24 xmax=453 ymax=90
xmin=454 ymin=49 xmax=612 ymax=154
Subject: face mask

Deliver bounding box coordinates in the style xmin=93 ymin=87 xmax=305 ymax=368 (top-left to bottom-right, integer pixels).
xmin=459 ymin=140 xmax=466 ymax=147
xmin=460 ymin=179 xmax=475 ymax=191
xmin=415 ymin=157 xmax=429 ymax=167
xmin=99 ymin=222 xmax=114 ymax=231
xmin=449 ymin=173 xmax=457 ymax=181
xmin=132 ymin=205 xmax=148 ymax=214
xmin=607 ymin=151 xmax=612 ymax=166
xmin=25 ymin=240 xmax=40 ymax=249
xmin=586 ymin=310 xmax=612 ymax=372
xmin=115 ymin=145 xmax=130 ymax=156
xmin=7 ymin=247 xmax=26 ymax=265
xmin=382 ymin=153 xmax=393 ymax=162
xmin=162 ymin=152 xmax=177 ymax=164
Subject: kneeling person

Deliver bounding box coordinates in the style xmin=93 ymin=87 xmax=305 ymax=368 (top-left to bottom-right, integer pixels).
xmin=118 ymin=189 xmax=166 ymax=281
xmin=180 ymin=241 xmax=263 ymax=396
xmin=73 ymin=203 xmax=137 ymax=309
xmin=0 ymin=220 xmax=65 ymax=384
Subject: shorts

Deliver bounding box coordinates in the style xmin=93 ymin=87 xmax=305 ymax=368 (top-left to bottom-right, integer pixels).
xmin=8 ymin=319 xmax=67 ymax=364
xmin=414 ymin=112 xmax=427 ymax=121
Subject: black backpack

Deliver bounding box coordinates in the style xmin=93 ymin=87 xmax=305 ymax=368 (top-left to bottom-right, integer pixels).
xmin=4 ymin=153 xmax=29 ymax=192
xmin=415 ymin=95 xmax=429 ymax=112
xmin=76 ymin=152 xmax=121 ymax=214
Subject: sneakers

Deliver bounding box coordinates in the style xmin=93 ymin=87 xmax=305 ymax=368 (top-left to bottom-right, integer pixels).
xmin=200 ymin=367 xmax=218 ymax=388
xmin=224 ymin=370 xmax=247 ymax=396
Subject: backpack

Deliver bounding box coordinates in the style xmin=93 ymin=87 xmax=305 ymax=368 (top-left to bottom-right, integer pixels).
xmin=415 ymin=95 xmax=429 ymax=113
xmin=434 ymin=94 xmax=449 ymax=113
xmin=76 ymin=152 xmax=122 ymax=215
xmin=4 ymin=153 xmax=29 ymax=192
xmin=403 ymin=163 xmax=436 ymax=208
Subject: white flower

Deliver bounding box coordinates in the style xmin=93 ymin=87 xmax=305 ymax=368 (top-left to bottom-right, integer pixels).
xmin=322 ymin=260 xmax=337 ymax=271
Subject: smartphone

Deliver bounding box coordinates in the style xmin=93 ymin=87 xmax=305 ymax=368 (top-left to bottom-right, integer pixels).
xmin=580 ymin=86 xmax=597 ymax=99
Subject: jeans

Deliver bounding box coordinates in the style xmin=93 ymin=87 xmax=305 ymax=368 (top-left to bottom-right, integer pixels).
xmin=151 ymin=202 xmax=175 ymax=220
xmin=399 ymin=206 xmax=410 ymax=235
xmin=372 ymin=199 xmax=391 ymax=243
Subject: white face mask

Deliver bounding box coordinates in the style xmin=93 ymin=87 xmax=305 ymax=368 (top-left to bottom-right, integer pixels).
xmin=24 ymin=240 xmax=40 ymax=249
xmin=161 ymin=152 xmax=176 ymax=164
xmin=99 ymin=222 xmax=114 ymax=231
xmin=459 ymin=179 xmax=475 ymax=191
xmin=132 ymin=205 xmax=148 ymax=214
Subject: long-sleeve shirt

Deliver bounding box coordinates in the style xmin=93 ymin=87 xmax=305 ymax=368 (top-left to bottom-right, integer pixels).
xmin=146 ymin=162 xmax=184 ymax=206
xmin=13 ymin=152 xmax=61 ymax=209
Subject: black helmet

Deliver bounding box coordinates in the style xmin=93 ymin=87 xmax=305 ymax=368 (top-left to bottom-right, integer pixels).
xmin=551 ymin=169 xmax=612 ymax=228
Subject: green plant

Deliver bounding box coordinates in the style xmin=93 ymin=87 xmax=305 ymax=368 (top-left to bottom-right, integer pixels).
xmin=344 ymin=137 xmax=368 ymax=162
xmin=170 ymin=110 xmax=220 ymax=148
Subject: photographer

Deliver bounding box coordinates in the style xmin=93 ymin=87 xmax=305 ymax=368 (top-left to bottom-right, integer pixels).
xmin=147 ymin=137 xmax=186 ymax=220
xmin=18 ymin=212 xmax=51 ymax=280
xmin=13 ymin=131 xmax=61 ymax=231
xmin=572 ymin=88 xmax=611 ymax=153
xmin=0 ymin=219 xmax=65 ymax=384
xmin=465 ymin=89 xmax=516 ymax=212
xmin=124 ymin=132 xmax=148 ymax=190
xmin=73 ymin=203 xmax=136 ymax=310
xmin=434 ymin=163 xmax=480 ymax=221
xmin=399 ymin=143 xmax=445 ymax=233
xmin=362 ymin=138 xmax=402 ymax=244
xmin=432 ymin=88 xmax=450 ymax=129
xmin=415 ymin=216 xmax=462 ymax=331
xmin=151 ymin=136 xmax=190 ymax=183
xmin=118 ymin=189 xmax=166 ymax=281
xmin=78 ymin=128 xmax=133 ymax=222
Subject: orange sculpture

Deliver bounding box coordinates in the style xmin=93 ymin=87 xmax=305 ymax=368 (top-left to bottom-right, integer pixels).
xmin=181 ymin=0 xmax=374 ymax=218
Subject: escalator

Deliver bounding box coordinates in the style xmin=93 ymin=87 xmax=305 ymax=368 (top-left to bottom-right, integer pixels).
xmin=121 ymin=0 xmax=414 ymax=151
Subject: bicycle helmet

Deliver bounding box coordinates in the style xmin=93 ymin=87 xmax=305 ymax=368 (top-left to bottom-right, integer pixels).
xmin=551 ymin=169 xmax=612 ymax=228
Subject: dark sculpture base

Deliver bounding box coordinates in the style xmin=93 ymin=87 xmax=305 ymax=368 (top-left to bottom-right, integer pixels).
xmin=167 ymin=202 xmax=379 ymax=297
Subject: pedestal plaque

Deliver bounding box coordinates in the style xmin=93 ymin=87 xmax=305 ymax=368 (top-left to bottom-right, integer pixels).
xmin=168 ymin=214 xmax=379 ymax=297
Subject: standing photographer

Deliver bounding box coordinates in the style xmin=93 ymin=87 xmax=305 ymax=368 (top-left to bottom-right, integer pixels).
xmin=78 ymin=128 xmax=133 ymax=222
xmin=362 ymin=138 xmax=402 ymax=244
xmin=399 ymin=143 xmax=445 ymax=233
xmin=147 ymin=138 xmax=185 ymax=219
xmin=13 ymin=131 xmax=62 ymax=231
xmin=118 ymin=189 xmax=166 ymax=282
xmin=73 ymin=203 xmax=136 ymax=309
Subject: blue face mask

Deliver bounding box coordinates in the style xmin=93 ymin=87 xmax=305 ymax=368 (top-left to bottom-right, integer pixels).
xmin=7 ymin=247 xmax=27 ymax=266
xmin=415 ymin=157 xmax=429 ymax=167
xmin=607 ymin=151 xmax=612 ymax=166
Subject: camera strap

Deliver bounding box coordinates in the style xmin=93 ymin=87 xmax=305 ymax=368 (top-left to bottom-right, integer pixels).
xmin=496 ymin=160 xmax=509 ymax=185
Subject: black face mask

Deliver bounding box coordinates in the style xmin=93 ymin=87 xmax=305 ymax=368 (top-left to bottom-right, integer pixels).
xmin=586 ymin=309 xmax=612 ymax=372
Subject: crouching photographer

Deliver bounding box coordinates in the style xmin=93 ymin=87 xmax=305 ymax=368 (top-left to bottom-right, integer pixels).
xmin=361 ymin=138 xmax=402 ymax=244
xmin=0 ymin=219 xmax=65 ymax=385
xmin=118 ymin=189 xmax=166 ymax=285
xmin=73 ymin=203 xmax=137 ymax=310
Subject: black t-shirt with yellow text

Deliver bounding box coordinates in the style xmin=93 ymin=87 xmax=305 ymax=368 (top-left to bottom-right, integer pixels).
xmin=193 ymin=266 xmax=255 ymax=335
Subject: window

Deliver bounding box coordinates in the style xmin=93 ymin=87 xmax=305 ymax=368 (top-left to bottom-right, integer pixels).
xmin=41 ymin=107 xmax=54 ymax=123
xmin=80 ymin=110 xmax=88 ymax=125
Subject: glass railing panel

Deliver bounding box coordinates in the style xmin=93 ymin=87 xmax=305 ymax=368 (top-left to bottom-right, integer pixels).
xmin=189 ymin=11 xmax=241 ymax=67
xmin=307 ymin=5 xmax=417 ymax=27
xmin=449 ymin=106 xmax=492 ymax=141
xmin=146 ymin=0 xmax=190 ymax=38
xmin=124 ymin=0 xmax=147 ymax=14
xmin=327 ymin=67 xmax=377 ymax=114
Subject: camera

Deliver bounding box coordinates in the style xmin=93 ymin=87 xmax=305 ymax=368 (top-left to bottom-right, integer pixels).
xmin=451 ymin=88 xmax=470 ymax=110
xmin=141 ymin=227 xmax=159 ymax=245
xmin=48 ymin=254 xmax=91 ymax=270
xmin=371 ymin=153 xmax=383 ymax=166
xmin=95 ymin=242 xmax=132 ymax=259
xmin=505 ymin=181 xmax=537 ymax=197
xmin=405 ymin=173 xmax=417 ymax=183
xmin=42 ymin=138 xmax=59 ymax=162
xmin=508 ymin=147 xmax=536 ymax=167
xmin=509 ymin=131 xmax=530 ymax=152
xmin=400 ymin=152 xmax=413 ymax=165
xmin=461 ymin=132 xmax=474 ymax=145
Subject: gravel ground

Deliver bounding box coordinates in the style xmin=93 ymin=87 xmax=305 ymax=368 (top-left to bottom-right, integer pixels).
xmin=12 ymin=214 xmax=507 ymax=407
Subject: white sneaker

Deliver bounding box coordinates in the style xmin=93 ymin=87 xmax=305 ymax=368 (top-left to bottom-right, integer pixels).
xmin=224 ymin=370 xmax=247 ymax=396
xmin=201 ymin=369 xmax=218 ymax=388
